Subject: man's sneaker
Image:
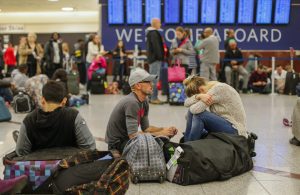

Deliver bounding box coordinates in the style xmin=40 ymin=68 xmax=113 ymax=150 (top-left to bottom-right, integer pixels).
xmin=149 ymin=99 xmax=164 ymax=105
xmin=290 ymin=137 xmax=300 ymax=146
xmin=12 ymin=130 xmax=19 ymax=143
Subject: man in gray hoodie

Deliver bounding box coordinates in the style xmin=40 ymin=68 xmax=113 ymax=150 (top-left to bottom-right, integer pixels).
xmin=195 ymin=28 xmax=220 ymax=81
xmin=146 ymin=18 xmax=164 ymax=104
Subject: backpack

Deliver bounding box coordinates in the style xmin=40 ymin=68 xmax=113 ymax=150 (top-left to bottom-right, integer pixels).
xmin=122 ymin=133 xmax=166 ymax=184
xmin=0 ymin=96 xmax=11 ymax=122
xmin=12 ymin=90 xmax=35 ymax=113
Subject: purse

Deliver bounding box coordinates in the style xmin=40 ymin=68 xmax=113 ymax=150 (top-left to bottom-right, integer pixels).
xmin=168 ymin=59 xmax=186 ymax=82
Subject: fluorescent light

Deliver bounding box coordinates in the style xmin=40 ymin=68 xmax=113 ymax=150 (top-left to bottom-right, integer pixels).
xmin=61 ymin=7 xmax=74 ymax=11
xmin=48 ymin=0 xmax=59 ymax=2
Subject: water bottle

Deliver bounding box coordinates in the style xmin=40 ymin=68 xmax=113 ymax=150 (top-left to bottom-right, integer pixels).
xmin=76 ymin=100 xmax=80 ymax=108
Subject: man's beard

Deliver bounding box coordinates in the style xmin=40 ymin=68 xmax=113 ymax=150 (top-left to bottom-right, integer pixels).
xmin=141 ymin=88 xmax=152 ymax=96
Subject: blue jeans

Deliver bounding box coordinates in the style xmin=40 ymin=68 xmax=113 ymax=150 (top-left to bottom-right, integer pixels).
xmin=68 ymin=96 xmax=86 ymax=107
xmin=200 ymin=63 xmax=217 ymax=81
xmin=0 ymin=88 xmax=13 ymax=103
xmin=149 ymin=61 xmax=161 ymax=101
xmin=185 ymin=110 xmax=237 ymax=142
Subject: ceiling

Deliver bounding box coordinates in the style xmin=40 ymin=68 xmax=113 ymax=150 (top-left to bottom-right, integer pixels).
xmin=0 ymin=0 xmax=99 ymax=12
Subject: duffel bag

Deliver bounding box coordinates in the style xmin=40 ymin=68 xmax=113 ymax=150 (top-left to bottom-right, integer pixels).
xmin=165 ymin=132 xmax=254 ymax=185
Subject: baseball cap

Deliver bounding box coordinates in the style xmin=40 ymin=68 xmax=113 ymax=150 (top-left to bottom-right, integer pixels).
xmin=129 ymin=68 xmax=157 ymax=87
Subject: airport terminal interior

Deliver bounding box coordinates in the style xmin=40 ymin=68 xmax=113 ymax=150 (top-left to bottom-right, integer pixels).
xmin=0 ymin=0 xmax=300 ymax=194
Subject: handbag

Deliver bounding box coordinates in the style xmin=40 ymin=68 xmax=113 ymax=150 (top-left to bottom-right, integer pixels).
xmin=168 ymin=59 xmax=186 ymax=82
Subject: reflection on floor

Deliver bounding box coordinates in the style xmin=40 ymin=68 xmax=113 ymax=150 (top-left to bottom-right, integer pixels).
xmin=0 ymin=94 xmax=300 ymax=195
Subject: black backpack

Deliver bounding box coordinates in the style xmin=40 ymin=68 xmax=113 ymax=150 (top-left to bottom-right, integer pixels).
xmin=12 ymin=90 xmax=35 ymax=113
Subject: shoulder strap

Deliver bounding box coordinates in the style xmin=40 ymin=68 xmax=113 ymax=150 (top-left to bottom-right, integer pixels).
xmin=178 ymin=38 xmax=189 ymax=48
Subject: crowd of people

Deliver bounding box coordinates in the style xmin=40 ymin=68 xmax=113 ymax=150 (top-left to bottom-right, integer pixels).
xmin=1 ymin=18 xmax=300 ymax=194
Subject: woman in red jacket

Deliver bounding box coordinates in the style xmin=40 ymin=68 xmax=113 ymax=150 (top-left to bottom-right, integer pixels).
xmin=3 ymin=42 xmax=16 ymax=76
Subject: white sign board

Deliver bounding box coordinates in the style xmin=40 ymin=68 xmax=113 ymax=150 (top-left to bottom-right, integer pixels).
xmin=0 ymin=24 xmax=25 ymax=33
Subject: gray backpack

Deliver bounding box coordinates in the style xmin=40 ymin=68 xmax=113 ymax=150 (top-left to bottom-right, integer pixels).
xmin=12 ymin=90 xmax=35 ymax=113
xmin=122 ymin=133 xmax=166 ymax=184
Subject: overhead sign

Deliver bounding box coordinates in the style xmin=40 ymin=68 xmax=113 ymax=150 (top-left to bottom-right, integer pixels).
xmin=0 ymin=24 xmax=25 ymax=33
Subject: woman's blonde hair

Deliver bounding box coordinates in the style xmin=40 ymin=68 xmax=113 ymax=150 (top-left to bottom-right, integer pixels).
xmin=27 ymin=32 xmax=37 ymax=40
xmin=183 ymin=76 xmax=207 ymax=97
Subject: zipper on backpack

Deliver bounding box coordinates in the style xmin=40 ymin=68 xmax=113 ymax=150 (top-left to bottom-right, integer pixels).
xmin=144 ymin=134 xmax=150 ymax=167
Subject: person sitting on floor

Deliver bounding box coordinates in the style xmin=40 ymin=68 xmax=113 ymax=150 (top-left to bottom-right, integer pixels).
xmin=15 ymin=81 xmax=96 ymax=156
xmin=24 ymin=74 xmax=49 ymax=107
xmin=105 ymin=68 xmax=178 ymax=156
xmin=223 ymin=39 xmax=249 ymax=93
xmin=248 ymin=65 xmax=271 ymax=94
xmin=274 ymin=64 xmax=287 ymax=94
xmin=52 ymin=68 xmax=89 ymax=106
xmin=0 ymin=78 xmax=14 ymax=103
xmin=183 ymin=76 xmax=248 ymax=142
xmin=11 ymin=64 xmax=29 ymax=90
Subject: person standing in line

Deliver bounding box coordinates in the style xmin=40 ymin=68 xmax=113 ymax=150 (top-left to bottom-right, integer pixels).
xmin=146 ymin=18 xmax=164 ymax=104
xmin=74 ymin=39 xmax=86 ymax=86
xmin=194 ymin=33 xmax=205 ymax=75
xmin=18 ymin=33 xmax=44 ymax=77
xmin=184 ymin=28 xmax=197 ymax=76
xmin=170 ymin=27 xmax=195 ymax=78
xmin=85 ymin=34 xmax=107 ymax=90
xmin=112 ymin=40 xmax=127 ymax=83
xmin=195 ymin=28 xmax=220 ymax=81
xmin=3 ymin=42 xmax=16 ymax=77
xmin=62 ymin=42 xmax=71 ymax=71
xmin=44 ymin=32 xmax=63 ymax=78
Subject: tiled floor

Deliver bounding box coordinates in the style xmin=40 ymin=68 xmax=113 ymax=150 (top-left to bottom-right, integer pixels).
xmin=1 ymin=93 xmax=300 ymax=195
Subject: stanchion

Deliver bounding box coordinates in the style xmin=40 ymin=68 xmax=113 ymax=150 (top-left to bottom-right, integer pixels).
xmin=271 ymin=56 xmax=276 ymax=96
xmin=254 ymin=57 xmax=258 ymax=70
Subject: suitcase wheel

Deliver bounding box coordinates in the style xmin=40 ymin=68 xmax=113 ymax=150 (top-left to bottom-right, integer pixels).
xmin=132 ymin=176 xmax=139 ymax=184
xmin=159 ymin=176 xmax=164 ymax=183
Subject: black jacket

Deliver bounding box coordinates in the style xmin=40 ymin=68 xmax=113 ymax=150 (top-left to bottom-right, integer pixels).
xmin=224 ymin=48 xmax=243 ymax=68
xmin=44 ymin=40 xmax=63 ymax=67
xmin=23 ymin=107 xmax=78 ymax=151
xmin=146 ymin=28 xmax=164 ymax=64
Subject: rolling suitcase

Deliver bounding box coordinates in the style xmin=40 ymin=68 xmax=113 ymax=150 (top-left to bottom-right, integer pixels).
xmin=168 ymin=82 xmax=186 ymax=105
xmin=67 ymin=70 xmax=80 ymax=95
xmin=284 ymin=71 xmax=300 ymax=95
xmin=90 ymin=72 xmax=106 ymax=94
xmin=160 ymin=62 xmax=169 ymax=95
